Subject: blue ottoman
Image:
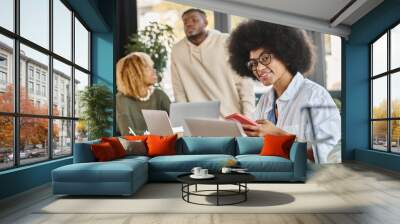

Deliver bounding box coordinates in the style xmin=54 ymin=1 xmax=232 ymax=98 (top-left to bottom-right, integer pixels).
xmin=52 ymin=156 xmax=148 ymax=196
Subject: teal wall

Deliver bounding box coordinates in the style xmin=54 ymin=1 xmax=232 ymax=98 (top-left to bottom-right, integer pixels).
xmin=0 ymin=158 xmax=72 ymax=199
xmin=0 ymin=0 xmax=115 ymax=200
xmin=344 ymin=0 xmax=400 ymax=171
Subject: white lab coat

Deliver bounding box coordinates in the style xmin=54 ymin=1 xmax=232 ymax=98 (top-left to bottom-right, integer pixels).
xmin=253 ymin=73 xmax=341 ymax=164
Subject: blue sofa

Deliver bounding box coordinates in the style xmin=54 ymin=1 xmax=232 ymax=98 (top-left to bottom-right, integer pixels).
xmin=52 ymin=137 xmax=307 ymax=196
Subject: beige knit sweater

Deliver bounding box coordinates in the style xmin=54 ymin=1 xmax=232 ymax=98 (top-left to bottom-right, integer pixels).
xmin=171 ymin=29 xmax=255 ymax=117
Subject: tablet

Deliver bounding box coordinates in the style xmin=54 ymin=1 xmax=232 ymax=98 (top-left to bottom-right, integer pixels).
xmin=225 ymin=113 xmax=258 ymax=126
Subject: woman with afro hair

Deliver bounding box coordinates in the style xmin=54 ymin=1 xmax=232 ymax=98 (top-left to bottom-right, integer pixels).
xmin=228 ymin=20 xmax=340 ymax=163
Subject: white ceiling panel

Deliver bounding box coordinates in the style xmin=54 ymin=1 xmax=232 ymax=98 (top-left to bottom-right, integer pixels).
xmin=225 ymin=0 xmax=352 ymax=21
xmin=168 ymin=0 xmax=384 ymax=37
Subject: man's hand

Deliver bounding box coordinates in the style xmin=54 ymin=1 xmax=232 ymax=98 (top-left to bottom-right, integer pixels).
xmin=242 ymin=120 xmax=289 ymax=137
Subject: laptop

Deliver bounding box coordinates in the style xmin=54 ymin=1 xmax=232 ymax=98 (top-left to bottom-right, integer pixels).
xmin=184 ymin=118 xmax=247 ymax=137
xmin=141 ymin=110 xmax=174 ymax=136
xmin=169 ymin=101 xmax=221 ymax=127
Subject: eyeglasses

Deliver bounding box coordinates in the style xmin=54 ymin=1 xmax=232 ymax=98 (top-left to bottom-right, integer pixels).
xmin=246 ymin=52 xmax=272 ymax=72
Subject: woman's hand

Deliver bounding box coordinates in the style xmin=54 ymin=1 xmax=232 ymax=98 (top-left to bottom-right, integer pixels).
xmin=242 ymin=120 xmax=289 ymax=137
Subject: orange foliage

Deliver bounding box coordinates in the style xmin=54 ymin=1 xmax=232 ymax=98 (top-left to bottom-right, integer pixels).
xmin=0 ymin=84 xmax=60 ymax=149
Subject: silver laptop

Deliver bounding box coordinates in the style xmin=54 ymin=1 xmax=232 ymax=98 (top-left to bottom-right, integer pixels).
xmin=141 ymin=110 xmax=174 ymax=136
xmin=184 ymin=118 xmax=247 ymax=137
xmin=169 ymin=101 xmax=221 ymax=127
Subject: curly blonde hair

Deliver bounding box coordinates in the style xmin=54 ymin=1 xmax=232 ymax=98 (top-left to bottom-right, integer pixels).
xmin=116 ymin=52 xmax=154 ymax=98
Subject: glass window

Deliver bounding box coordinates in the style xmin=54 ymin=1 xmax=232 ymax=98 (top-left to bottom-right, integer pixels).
xmin=19 ymin=117 xmax=49 ymax=165
xmin=371 ymin=24 xmax=400 ymax=154
xmin=372 ymin=34 xmax=387 ymax=76
xmin=230 ymin=15 xmax=247 ymax=32
xmin=372 ymin=121 xmax=388 ymax=151
xmin=391 ymin=72 xmax=400 ymax=118
xmin=74 ymin=69 xmax=89 ymax=118
xmin=372 ymin=77 xmax=387 ymax=119
xmin=0 ymin=34 xmax=14 ymax=113
xmin=20 ymin=44 xmax=49 ymax=115
xmin=391 ymin=24 xmax=400 ymax=70
xmin=53 ymin=119 xmax=72 ymax=158
xmin=325 ymin=35 xmax=342 ymax=91
xmin=41 ymin=85 xmax=46 ymax=96
xmin=0 ymin=71 xmax=7 ymax=84
xmin=36 ymin=83 xmax=40 ymax=95
xmin=0 ymin=0 xmax=14 ymax=31
xmin=28 ymin=81 xmax=34 ymax=94
xmin=391 ymin=120 xmax=400 ymax=153
xmin=28 ymin=67 xmax=34 ymax=79
xmin=0 ymin=0 xmax=91 ymax=170
xmin=20 ymin=0 xmax=49 ymax=49
xmin=53 ymin=0 xmax=72 ymax=60
xmin=0 ymin=116 xmax=14 ymax=169
xmin=74 ymin=18 xmax=89 ymax=70
xmin=75 ymin=120 xmax=88 ymax=143
xmin=0 ymin=54 xmax=7 ymax=67
xmin=53 ymin=59 xmax=72 ymax=117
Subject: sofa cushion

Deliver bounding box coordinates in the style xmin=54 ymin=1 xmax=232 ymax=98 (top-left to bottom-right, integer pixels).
xmin=53 ymin=158 xmax=147 ymax=183
xmin=260 ymin=135 xmax=296 ymax=159
xmin=147 ymin=135 xmax=178 ymax=157
xmin=236 ymin=155 xmax=293 ymax=172
xmin=91 ymin=142 xmax=118 ymax=161
xmin=118 ymin=138 xmax=147 ymax=156
xmin=124 ymin=135 xmax=148 ymax=142
xmin=148 ymin=154 xmax=235 ymax=172
xmin=236 ymin=137 xmax=264 ymax=155
xmin=101 ymin=137 xmax=127 ymax=158
xmin=177 ymin=137 xmax=236 ymax=155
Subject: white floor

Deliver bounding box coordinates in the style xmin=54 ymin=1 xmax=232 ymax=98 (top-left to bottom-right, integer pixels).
xmin=1 ymin=162 xmax=400 ymax=224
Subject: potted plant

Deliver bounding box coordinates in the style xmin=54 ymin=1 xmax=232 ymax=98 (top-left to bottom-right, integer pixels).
xmin=79 ymin=84 xmax=113 ymax=140
xmin=125 ymin=22 xmax=175 ymax=82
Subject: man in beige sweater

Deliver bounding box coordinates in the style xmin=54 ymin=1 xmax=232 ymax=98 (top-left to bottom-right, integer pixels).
xmin=171 ymin=8 xmax=255 ymax=117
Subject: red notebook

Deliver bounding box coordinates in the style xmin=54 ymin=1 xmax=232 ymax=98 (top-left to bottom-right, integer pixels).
xmin=225 ymin=113 xmax=258 ymax=126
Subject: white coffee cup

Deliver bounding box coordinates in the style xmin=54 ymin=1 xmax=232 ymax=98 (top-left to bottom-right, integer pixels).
xmin=200 ymin=169 xmax=208 ymax=176
xmin=221 ymin=167 xmax=232 ymax=174
xmin=191 ymin=167 xmax=202 ymax=176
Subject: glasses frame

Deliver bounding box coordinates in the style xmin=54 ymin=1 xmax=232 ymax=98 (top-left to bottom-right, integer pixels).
xmin=246 ymin=51 xmax=273 ymax=72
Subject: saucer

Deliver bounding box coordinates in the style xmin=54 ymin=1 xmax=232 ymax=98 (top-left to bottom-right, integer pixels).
xmin=190 ymin=174 xmax=215 ymax=179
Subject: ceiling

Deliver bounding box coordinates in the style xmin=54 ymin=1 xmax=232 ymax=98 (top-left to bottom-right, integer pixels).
xmin=168 ymin=0 xmax=384 ymax=37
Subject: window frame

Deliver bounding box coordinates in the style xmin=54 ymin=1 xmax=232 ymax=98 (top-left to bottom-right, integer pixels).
xmin=0 ymin=0 xmax=92 ymax=171
xmin=370 ymin=20 xmax=400 ymax=154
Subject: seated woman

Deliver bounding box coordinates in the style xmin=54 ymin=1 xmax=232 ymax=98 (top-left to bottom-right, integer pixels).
xmin=228 ymin=20 xmax=341 ymax=164
xmin=116 ymin=52 xmax=171 ymax=135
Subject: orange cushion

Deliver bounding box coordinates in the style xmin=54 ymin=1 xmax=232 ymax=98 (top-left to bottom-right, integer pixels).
xmin=146 ymin=134 xmax=177 ymax=157
xmin=101 ymin=137 xmax=126 ymax=158
xmin=123 ymin=135 xmax=148 ymax=142
xmin=259 ymin=134 xmax=296 ymax=159
xmin=91 ymin=142 xmax=118 ymax=161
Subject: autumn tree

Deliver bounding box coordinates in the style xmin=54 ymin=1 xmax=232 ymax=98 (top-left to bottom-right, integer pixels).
xmin=0 ymin=84 xmax=60 ymax=151
xmin=372 ymin=99 xmax=400 ymax=143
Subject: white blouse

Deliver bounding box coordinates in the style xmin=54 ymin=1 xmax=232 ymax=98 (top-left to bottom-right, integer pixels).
xmin=253 ymin=72 xmax=341 ymax=164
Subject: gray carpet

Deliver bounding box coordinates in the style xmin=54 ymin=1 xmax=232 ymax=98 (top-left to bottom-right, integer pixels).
xmin=38 ymin=183 xmax=362 ymax=214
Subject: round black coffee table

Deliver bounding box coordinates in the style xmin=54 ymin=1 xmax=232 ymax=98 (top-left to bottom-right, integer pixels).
xmin=177 ymin=173 xmax=255 ymax=206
